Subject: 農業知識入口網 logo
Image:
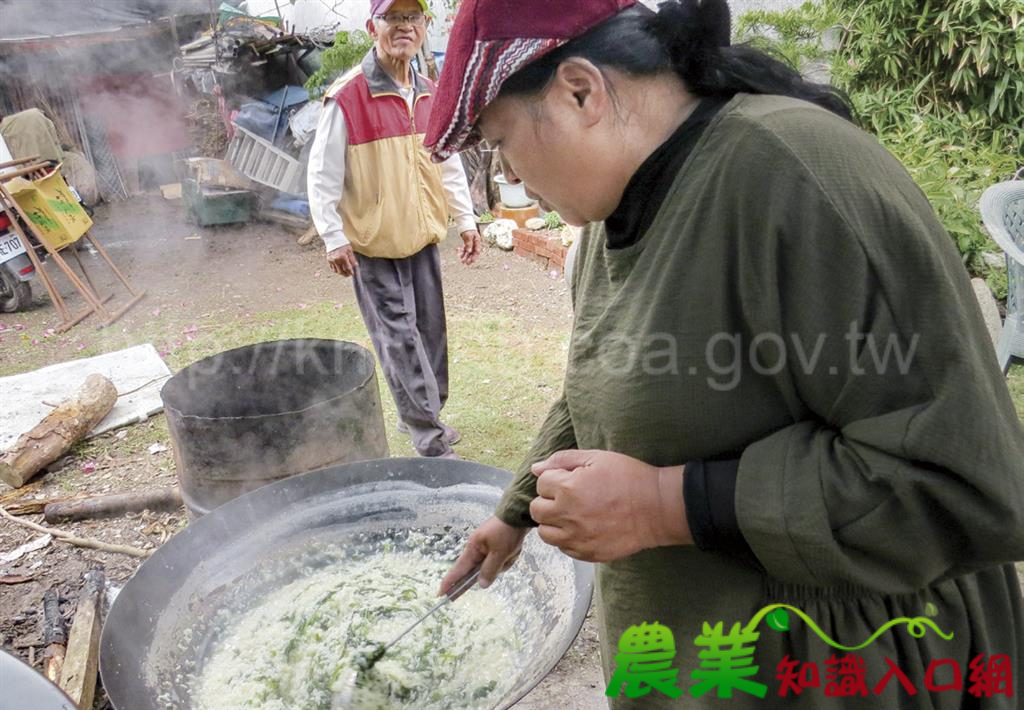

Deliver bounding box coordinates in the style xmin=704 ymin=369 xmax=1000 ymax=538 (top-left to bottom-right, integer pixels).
xmin=605 ymin=605 xmax=1013 ymax=700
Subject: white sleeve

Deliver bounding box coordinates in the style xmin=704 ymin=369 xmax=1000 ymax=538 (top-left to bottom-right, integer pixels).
xmin=441 ymin=153 xmax=478 ymax=234
xmin=307 ymin=101 xmax=350 ymax=252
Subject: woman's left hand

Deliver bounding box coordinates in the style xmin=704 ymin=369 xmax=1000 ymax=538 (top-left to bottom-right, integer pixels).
xmin=529 ymin=450 xmax=691 ymax=563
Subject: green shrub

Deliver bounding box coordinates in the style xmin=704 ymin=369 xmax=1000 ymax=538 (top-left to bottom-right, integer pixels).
xmin=860 ymin=101 xmax=1020 ymax=282
xmin=304 ymin=31 xmax=374 ymax=98
xmin=733 ymin=2 xmax=837 ymax=69
xmin=828 ymin=0 xmax=1024 ymax=135
xmin=733 ymin=2 xmax=1023 ymax=298
xmin=542 ymin=211 xmax=564 ymax=230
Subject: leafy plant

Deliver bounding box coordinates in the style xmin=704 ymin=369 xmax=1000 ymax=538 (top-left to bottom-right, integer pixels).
xmin=733 ymin=2 xmax=1024 ymax=298
xmin=304 ymin=30 xmax=374 ymax=98
xmin=477 ymin=211 xmax=495 ymax=224
xmin=542 ymin=211 xmax=564 ymax=230
xmin=733 ymin=2 xmax=838 ymax=70
xmin=827 ymin=0 xmax=1024 ymax=134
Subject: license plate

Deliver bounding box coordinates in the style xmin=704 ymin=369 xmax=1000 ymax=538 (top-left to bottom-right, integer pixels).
xmin=0 ymin=231 xmax=27 ymax=260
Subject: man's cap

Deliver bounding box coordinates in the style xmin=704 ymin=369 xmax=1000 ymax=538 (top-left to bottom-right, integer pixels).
xmin=425 ymin=0 xmax=637 ymax=161
xmin=370 ymin=0 xmax=428 ymax=17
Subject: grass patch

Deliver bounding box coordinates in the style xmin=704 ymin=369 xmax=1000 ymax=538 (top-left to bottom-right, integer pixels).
xmin=157 ymin=303 xmax=567 ymax=468
xmin=5 ymin=302 xmax=568 ymax=474
xmin=11 ymin=299 xmax=1016 ymax=472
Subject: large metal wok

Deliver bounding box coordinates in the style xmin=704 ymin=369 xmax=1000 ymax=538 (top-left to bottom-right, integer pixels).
xmin=100 ymin=458 xmax=594 ymax=709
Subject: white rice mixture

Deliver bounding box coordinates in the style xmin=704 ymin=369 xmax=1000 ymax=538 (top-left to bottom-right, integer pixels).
xmin=193 ymin=546 xmax=522 ymax=710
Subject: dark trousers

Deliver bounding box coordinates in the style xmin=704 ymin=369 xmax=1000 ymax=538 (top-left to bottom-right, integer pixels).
xmin=352 ymin=245 xmax=450 ymax=456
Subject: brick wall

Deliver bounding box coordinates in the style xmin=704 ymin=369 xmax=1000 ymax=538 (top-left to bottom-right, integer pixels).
xmin=511 ymin=228 xmax=569 ymax=274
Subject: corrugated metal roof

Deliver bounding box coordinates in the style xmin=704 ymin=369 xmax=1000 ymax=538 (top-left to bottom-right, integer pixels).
xmin=0 ymin=0 xmax=214 ymax=42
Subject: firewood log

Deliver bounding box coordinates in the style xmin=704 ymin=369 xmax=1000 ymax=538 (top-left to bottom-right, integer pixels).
xmin=59 ymin=569 xmax=105 ymax=709
xmin=0 ymin=375 xmax=116 ymax=488
xmin=44 ymin=487 xmax=182 ymax=523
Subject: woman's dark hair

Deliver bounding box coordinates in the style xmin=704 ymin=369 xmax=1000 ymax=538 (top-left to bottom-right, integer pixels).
xmin=499 ymin=0 xmax=851 ymax=121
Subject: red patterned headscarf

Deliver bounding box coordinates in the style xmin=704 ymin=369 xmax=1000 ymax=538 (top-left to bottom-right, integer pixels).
xmin=425 ymin=0 xmax=637 ymax=161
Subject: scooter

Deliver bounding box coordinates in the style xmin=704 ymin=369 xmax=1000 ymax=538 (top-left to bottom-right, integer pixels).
xmin=0 ymin=209 xmax=35 ymax=313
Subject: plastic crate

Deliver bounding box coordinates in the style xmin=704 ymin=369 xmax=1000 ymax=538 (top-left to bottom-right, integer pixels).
xmin=182 ymin=179 xmax=257 ymax=227
xmin=225 ymin=125 xmax=302 ymax=194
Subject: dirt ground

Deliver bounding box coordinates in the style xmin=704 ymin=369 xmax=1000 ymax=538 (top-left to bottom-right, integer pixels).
xmin=0 ymin=195 xmax=606 ymax=708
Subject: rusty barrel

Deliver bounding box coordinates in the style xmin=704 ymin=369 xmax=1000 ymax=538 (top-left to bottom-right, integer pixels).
xmin=161 ymin=339 xmax=389 ymax=516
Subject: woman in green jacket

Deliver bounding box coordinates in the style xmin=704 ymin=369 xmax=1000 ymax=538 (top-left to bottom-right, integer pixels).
xmin=426 ymin=0 xmax=1024 ymax=706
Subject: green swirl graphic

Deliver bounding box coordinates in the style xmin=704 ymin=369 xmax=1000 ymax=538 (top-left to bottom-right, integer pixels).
xmin=744 ymin=604 xmax=953 ymax=651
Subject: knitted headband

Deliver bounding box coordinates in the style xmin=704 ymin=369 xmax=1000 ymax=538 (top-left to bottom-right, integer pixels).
xmin=424 ymin=0 xmax=637 ymax=161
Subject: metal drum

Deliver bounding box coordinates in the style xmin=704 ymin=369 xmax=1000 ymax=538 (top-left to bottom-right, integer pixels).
xmin=161 ymin=339 xmax=389 ymax=516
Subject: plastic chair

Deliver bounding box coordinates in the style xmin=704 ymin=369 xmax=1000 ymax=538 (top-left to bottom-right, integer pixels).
xmin=980 ymin=178 xmax=1024 ymax=373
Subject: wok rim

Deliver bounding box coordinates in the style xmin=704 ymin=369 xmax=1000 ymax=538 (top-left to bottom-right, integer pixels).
xmin=100 ymin=457 xmax=595 ymax=710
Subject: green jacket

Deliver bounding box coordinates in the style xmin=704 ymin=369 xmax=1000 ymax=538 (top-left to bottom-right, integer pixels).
xmin=497 ymin=94 xmax=1024 ymax=708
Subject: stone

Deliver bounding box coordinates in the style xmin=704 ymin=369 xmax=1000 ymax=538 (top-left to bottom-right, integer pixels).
xmin=971 ymin=278 xmax=1004 ymax=347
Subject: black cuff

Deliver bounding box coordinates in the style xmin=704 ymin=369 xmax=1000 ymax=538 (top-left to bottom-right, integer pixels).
xmin=684 ymin=458 xmax=762 ymax=570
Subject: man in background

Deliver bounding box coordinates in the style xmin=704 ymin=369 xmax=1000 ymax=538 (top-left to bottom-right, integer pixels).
xmin=308 ymin=0 xmax=480 ymax=459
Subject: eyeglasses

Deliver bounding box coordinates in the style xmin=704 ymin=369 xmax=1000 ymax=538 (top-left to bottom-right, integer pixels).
xmin=374 ymin=12 xmax=428 ymax=26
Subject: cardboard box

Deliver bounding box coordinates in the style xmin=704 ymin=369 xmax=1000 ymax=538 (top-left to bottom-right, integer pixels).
xmin=7 ymin=167 xmax=92 ymax=250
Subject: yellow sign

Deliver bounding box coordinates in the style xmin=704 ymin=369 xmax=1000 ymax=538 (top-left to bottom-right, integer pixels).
xmin=8 ymin=166 xmax=92 ymax=250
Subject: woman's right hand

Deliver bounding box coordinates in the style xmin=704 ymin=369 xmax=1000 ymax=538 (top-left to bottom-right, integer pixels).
xmin=440 ymin=516 xmax=528 ymax=593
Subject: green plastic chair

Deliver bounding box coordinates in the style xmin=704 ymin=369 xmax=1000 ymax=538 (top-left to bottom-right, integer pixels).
xmin=980 ymin=177 xmax=1024 ymax=373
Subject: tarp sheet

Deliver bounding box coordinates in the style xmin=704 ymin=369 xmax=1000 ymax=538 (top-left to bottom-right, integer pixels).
xmin=0 ymin=0 xmax=216 ymax=42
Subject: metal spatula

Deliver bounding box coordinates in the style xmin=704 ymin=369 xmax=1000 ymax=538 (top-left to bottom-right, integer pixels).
xmin=332 ymin=566 xmax=482 ymax=708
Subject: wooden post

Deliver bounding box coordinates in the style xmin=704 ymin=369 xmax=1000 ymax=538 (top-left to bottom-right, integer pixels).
xmin=0 ymin=374 xmax=117 ymax=488
xmin=0 ymin=154 xmax=41 ymax=171
xmin=59 ymin=569 xmax=105 ymax=710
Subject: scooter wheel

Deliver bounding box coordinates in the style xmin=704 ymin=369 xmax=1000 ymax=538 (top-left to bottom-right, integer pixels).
xmin=0 ymin=269 xmax=31 ymax=313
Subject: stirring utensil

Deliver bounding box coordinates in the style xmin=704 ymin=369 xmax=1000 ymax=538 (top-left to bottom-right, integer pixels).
xmin=332 ymin=566 xmax=482 ymax=708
